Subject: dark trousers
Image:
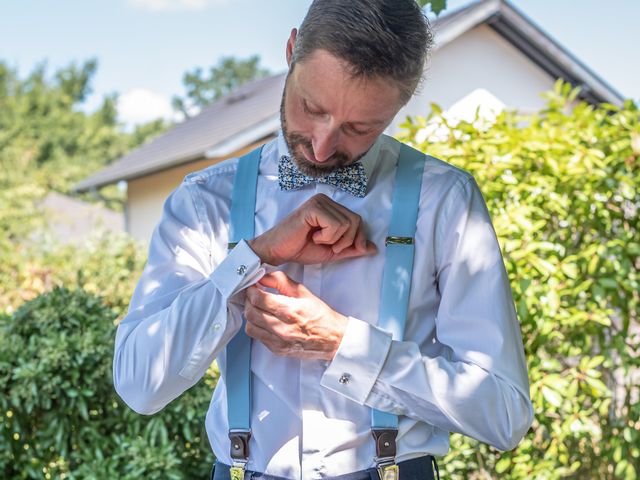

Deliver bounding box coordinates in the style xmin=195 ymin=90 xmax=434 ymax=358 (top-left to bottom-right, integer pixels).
xmin=211 ymin=456 xmax=439 ymax=480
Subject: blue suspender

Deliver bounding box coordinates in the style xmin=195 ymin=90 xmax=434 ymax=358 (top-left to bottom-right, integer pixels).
xmin=226 ymin=142 xmax=426 ymax=474
xmin=226 ymin=146 xmax=262 ymax=476
xmin=371 ymin=144 xmax=426 ymax=477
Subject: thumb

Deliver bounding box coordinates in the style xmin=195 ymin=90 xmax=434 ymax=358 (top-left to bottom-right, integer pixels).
xmin=333 ymin=240 xmax=378 ymax=261
xmin=258 ymin=271 xmax=304 ymax=297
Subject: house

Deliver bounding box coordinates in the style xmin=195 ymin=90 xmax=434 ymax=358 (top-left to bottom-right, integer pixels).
xmin=74 ymin=0 xmax=625 ymax=246
xmin=39 ymin=191 xmax=125 ymax=244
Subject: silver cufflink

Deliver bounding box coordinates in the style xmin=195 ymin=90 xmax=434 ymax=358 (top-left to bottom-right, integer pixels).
xmin=339 ymin=373 xmax=351 ymax=385
xmin=236 ymin=265 xmax=247 ymax=275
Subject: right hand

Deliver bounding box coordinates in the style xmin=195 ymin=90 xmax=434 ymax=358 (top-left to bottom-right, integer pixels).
xmin=248 ymin=193 xmax=377 ymax=265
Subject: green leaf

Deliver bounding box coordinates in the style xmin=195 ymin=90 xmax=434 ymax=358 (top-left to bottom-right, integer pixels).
xmin=541 ymin=386 xmax=562 ymax=407
xmin=416 ymin=0 xmax=448 ymax=15
xmin=495 ymin=457 xmax=511 ymax=473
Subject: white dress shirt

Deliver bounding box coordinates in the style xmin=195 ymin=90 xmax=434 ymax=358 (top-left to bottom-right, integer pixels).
xmin=113 ymin=133 xmax=533 ymax=479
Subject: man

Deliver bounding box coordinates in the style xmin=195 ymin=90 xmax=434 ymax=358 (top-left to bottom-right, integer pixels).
xmin=113 ymin=1 xmax=534 ymax=479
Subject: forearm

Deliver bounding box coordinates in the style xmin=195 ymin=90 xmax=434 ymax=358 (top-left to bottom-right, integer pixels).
xmin=321 ymin=317 xmax=533 ymax=451
xmin=113 ymin=278 xmax=238 ymax=414
xmin=113 ymin=240 xmax=263 ymax=414
xmin=367 ymin=342 xmax=533 ymax=451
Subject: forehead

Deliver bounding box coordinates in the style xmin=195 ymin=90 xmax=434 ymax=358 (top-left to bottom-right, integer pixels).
xmin=290 ymin=49 xmax=402 ymax=124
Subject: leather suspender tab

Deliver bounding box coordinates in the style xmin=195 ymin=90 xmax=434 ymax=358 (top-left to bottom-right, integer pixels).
xmin=371 ymin=428 xmax=398 ymax=460
xmin=229 ymin=430 xmax=251 ymax=461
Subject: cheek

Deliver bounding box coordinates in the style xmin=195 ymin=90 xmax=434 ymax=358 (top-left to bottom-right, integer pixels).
xmin=285 ymin=97 xmax=311 ymax=133
xmin=345 ymin=132 xmax=383 ymax=158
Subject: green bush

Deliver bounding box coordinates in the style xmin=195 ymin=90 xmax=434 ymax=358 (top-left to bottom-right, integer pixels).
xmin=1 ymin=231 xmax=146 ymax=318
xmin=397 ymin=81 xmax=639 ymax=479
xmin=0 ymin=287 xmax=216 ymax=479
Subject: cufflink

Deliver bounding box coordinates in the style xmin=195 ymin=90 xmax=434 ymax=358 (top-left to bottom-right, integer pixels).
xmin=339 ymin=373 xmax=351 ymax=385
xmin=236 ymin=265 xmax=247 ymax=275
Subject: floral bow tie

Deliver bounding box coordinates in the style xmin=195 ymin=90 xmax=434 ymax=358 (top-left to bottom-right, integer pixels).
xmin=278 ymin=155 xmax=368 ymax=198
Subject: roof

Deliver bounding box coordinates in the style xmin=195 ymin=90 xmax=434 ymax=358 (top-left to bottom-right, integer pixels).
xmin=40 ymin=191 xmax=124 ymax=244
xmin=74 ymin=0 xmax=626 ymax=192
xmin=74 ymin=73 xmax=286 ymax=192
xmin=431 ymin=0 xmax=625 ymax=106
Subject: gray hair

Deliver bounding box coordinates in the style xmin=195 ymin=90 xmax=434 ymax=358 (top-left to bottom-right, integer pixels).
xmin=291 ymin=0 xmax=433 ymax=104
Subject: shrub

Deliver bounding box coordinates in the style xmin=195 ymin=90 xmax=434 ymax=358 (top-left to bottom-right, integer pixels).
xmin=397 ymin=81 xmax=639 ymax=479
xmin=0 ymin=287 xmax=216 ymax=479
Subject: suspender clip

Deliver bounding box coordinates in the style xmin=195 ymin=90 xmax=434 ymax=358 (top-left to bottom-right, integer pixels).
xmin=229 ymin=464 xmax=246 ymax=480
xmin=385 ymin=236 xmax=414 ymax=246
xmin=229 ymin=429 xmax=251 ymax=477
xmin=377 ymin=463 xmax=400 ymax=480
xmin=372 ymin=428 xmax=398 ymax=479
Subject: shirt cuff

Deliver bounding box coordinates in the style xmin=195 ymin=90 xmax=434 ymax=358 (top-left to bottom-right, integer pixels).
xmin=320 ymin=317 xmax=392 ymax=405
xmin=209 ymin=239 xmax=264 ymax=299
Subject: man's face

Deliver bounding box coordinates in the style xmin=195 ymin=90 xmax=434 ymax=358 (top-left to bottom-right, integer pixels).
xmin=280 ymin=48 xmax=403 ymax=178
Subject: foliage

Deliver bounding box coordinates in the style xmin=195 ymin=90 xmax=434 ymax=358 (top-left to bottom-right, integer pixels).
xmin=0 ymin=58 xmax=168 ymax=310
xmin=172 ymin=55 xmax=270 ymax=118
xmin=416 ymin=0 xmax=448 ymax=15
xmin=0 ymin=287 xmax=217 ymax=479
xmin=0 ymin=231 xmax=146 ymax=318
xmin=0 ymin=59 xmax=167 ymax=210
xmin=397 ymin=80 xmax=639 ymax=479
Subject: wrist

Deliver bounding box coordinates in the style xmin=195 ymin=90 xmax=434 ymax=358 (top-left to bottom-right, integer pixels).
xmin=248 ymin=237 xmax=279 ymax=265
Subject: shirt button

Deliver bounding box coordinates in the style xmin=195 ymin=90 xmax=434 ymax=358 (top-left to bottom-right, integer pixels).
xmin=236 ymin=265 xmax=247 ymax=275
xmin=213 ymin=323 xmax=221 ymax=331
xmin=339 ymin=373 xmax=351 ymax=385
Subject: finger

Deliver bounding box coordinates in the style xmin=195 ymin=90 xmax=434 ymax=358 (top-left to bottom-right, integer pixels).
xmin=309 ymin=204 xmax=351 ymax=246
xmin=257 ymin=271 xmax=304 ymax=297
xmin=330 ymin=214 xmax=361 ymax=254
xmin=244 ymin=317 xmax=288 ymax=353
xmin=245 ymin=300 xmax=290 ymax=332
xmin=246 ymin=284 xmax=290 ymax=317
xmin=353 ymin=226 xmax=368 ymax=252
xmin=331 ymin=239 xmax=378 ymax=261
xmin=312 ymin=198 xmax=365 ymax=252
xmin=303 ymin=195 xmax=355 ymax=246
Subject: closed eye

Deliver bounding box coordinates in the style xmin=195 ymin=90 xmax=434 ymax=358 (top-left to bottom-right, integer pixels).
xmin=343 ymin=124 xmax=374 ymax=136
xmin=302 ymin=99 xmax=324 ymax=117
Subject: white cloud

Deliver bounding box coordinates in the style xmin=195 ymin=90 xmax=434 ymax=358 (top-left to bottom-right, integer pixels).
xmin=128 ymin=0 xmax=229 ymax=12
xmin=117 ymin=88 xmax=176 ymax=128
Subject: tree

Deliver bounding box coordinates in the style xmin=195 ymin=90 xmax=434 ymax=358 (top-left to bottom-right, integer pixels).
xmin=172 ymin=55 xmax=270 ymax=118
xmin=0 ymin=59 xmax=168 ymax=310
xmin=0 ymin=59 xmax=167 ymax=197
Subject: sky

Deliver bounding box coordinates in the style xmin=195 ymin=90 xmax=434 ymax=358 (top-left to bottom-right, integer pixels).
xmin=1 ymin=0 xmax=639 ymax=127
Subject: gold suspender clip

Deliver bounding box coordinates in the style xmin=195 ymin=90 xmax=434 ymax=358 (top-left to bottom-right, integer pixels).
xmin=378 ymin=464 xmax=400 ymax=480
xmin=385 ymin=236 xmax=414 ymax=246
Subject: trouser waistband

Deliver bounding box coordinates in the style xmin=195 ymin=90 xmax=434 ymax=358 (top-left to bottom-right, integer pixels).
xmin=211 ymin=455 xmax=439 ymax=480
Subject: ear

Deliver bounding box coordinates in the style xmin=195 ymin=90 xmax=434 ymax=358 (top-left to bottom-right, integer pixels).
xmin=286 ymin=28 xmax=298 ymax=66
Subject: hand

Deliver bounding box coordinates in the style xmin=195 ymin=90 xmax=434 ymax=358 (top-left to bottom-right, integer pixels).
xmin=248 ymin=193 xmax=377 ymax=265
xmin=244 ymin=271 xmax=348 ymax=361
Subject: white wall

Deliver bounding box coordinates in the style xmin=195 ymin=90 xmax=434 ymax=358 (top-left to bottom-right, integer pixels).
xmin=127 ymin=139 xmax=274 ymax=246
xmin=390 ymin=24 xmax=556 ymax=134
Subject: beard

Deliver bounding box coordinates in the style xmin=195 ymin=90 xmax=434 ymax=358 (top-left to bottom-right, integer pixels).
xmin=279 ymin=83 xmax=365 ymax=179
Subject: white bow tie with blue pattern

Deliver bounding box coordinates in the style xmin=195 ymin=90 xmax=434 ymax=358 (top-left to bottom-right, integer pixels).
xmin=278 ymin=155 xmax=368 ymax=198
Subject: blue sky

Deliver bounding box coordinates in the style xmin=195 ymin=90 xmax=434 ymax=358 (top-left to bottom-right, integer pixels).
xmin=1 ymin=0 xmax=638 ymax=126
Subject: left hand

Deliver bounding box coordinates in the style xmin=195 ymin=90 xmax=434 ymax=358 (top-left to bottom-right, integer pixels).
xmin=244 ymin=271 xmax=348 ymax=360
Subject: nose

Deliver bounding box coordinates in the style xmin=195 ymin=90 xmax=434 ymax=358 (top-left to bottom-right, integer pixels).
xmin=311 ymin=124 xmax=339 ymax=163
